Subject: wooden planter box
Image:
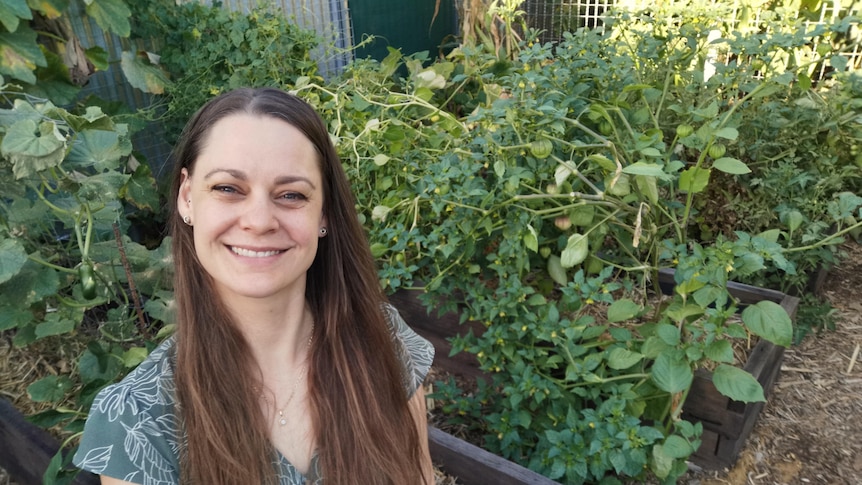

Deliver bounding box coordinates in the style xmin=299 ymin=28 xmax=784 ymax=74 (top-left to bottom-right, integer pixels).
xmin=0 ymin=398 xmax=99 ymax=485
xmin=390 ymin=272 xmax=799 ymax=473
xmin=1 ymin=392 xmax=555 ymax=485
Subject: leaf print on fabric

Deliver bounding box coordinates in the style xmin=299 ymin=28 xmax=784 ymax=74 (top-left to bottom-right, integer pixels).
xmin=122 ymin=418 xmax=177 ymax=485
xmin=76 ymin=445 xmax=113 ymax=474
xmin=383 ymin=303 xmax=435 ymax=396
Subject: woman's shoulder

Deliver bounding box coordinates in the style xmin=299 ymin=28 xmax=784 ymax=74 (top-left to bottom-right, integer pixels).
xmin=89 ymin=336 xmax=178 ymax=422
xmin=381 ymin=303 xmax=435 ymax=396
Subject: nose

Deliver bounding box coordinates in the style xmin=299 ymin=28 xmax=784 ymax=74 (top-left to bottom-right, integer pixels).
xmin=239 ymin=193 xmax=278 ymax=233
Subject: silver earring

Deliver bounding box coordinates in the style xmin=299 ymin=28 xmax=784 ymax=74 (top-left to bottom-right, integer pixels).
xmin=183 ymin=215 xmax=191 ymax=225
xmin=319 ymin=227 xmax=327 ymax=236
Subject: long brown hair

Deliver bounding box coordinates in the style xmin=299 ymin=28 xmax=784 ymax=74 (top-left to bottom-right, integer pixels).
xmin=168 ymin=88 xmax=426 ymax=484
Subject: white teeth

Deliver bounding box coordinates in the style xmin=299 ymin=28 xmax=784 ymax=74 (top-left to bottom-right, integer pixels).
xmin=230 ymin=247 xmax=283 ymax=258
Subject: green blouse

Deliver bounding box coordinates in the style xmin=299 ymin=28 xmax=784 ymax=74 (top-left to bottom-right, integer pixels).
xmin=72 ymin=304 xmax=434 ymax=484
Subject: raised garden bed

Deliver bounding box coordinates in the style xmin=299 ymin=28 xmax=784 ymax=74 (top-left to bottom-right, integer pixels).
xmin=391 ymin=272 xmax=800 ymax=473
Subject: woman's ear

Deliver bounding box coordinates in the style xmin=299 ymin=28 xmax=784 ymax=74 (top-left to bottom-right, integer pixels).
xmin=177 ymin=168 xmax=191 ymax=218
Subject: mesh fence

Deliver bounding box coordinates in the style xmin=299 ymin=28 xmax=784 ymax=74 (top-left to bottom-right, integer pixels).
xmin=521 ymin=0 xmax=861 ymax=76
xmin=67 ymin=0 xmax=353 ymax=174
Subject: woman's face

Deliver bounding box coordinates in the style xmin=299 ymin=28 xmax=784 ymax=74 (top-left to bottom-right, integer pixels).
xmin=178 ymin=114 xmax=326 ymax=304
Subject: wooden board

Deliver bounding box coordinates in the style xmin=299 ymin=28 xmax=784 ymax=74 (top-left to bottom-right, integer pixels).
xmin=0 ymin=398 xmax=99 ymax=485
xmin=428 ymin=427 xmax=560 ymax=485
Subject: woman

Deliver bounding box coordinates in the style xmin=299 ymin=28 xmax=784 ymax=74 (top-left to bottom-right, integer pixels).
xmin=73 ymin=88 xmax=435 ymax=484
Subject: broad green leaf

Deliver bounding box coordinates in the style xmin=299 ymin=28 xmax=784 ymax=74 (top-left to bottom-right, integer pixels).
xmin=27 ymin=375 xmax=74 ymax=403
xmin=0 ymin=0 xmax=31 ymax=32
xmin=607 ymin=298 xmax=640 ymax=322
xmin=120 ymin=51 xmax=169 ymax=94
xmin=741 ymin=300 xmax=792 ymax=347
xmin=0 ymin=238 xmax=28 ymax=284
xmin=0 ymin=305 xmax=31 ymax=331
xmin=85 ymin=0 xmax=131 ymax=36
xmin=524 ymin=224 xmax=538 ymax=252
xmin=692 ymin=101 xmax=719 ymax=120
xmin=622 ymin=161 xmax=665 ymax=177
xmin=693 ymin=285 xmax=723 ymax=307
xmin=569 ymin=205 xmax=594 ymax=227
xmin=585 ymin=153 xmax=616 ymax=172
xmin=704 ymin=339 xmax=735 ymax=363
xmin=372 ymin=153 xmax=390 ymax=166
xmin=651 ymin=352 xmax=693 ymax=393
xmin=28 ymin=0 xmax=69 ymax=19
xmin=652 ymin=444 xmax=674 ymax=479
xmin=120 ymin=162 xmax=159 ymax=211
xmin=712 ymin=157 xmax=751 ymax=175
xmin=85 ymin=46 xmax=109 ymax=71
xmin=712 ymin=364 xmax=765 ymax=402
xmin=1 ymin=119 xmax=66 ymax=178
xmin=641 ymin=336 xmax=671 ymax=358
xmin=830 ymin=55 xmax=848 ymax=72
xmin=678 ymin=167 xmax=710 ymax=193
xmin=547 ymin=255 xmax=567 ymax=285
xmin=665 ymin=302 xmax=704 ymax=322
xmin=714 ymin=127 xmax=739 ymax=140
xmin=35 ymin=313 xmax=75 ymax=339
xmin=639 ymin=147 xmax=662 ymax=157
xmin=123 ymin=347 xmax=149 ymax=368
xmin=561 ymin=233 xmax=589 ymax=268
xmin=656 ymin=323 xmax=681 ymax=346
xmin=662 ymin=435 xmax=696 ymax=459
xmin=554 ymin=163 xmax=572 ymax=185
xmin=635 ymin=175 xmax=658 ymax=204
xmin=371 ymin=205 xmax=391 ymax=222
xmin=757 ymin=228 xmax=783 ymax=243
xmin=25 ymin=49 xmax=80 ymax=105
xmin=78 ymin=171 xmax=131 ymax=204
xmin=0 ymin=28 xmax=46 ymax=84
xmin=780 ymin=210 xmax=804 ymax=232
xmin=607 ymin=347 xmax=643 ymax=370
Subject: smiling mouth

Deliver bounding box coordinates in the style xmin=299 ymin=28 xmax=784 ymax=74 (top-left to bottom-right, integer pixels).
xmin=230 ymin=246 xmax=285 ymax=258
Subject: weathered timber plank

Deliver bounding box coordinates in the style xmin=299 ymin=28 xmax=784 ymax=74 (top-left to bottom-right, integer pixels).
xmin=0 ymin=399 xmax=98 ymax=485
xmin=428 ymin=427 xmax=559 ymax=485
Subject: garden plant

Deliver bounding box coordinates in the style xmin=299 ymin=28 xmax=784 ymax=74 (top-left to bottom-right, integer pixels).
xmin=1 ymin=0 xmax=861 ymax=484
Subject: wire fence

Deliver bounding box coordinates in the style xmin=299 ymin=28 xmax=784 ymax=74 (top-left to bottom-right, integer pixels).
xmin=521 ymin=0 xmax=861 ymax=77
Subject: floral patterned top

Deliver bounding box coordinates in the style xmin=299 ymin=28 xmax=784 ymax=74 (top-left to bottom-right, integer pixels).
xmin=72 ymin=304 xmax=434 ymax=485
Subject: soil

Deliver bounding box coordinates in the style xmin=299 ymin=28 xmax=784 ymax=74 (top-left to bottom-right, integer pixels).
xmin=2 ymin=243 xmax=861 ymax=485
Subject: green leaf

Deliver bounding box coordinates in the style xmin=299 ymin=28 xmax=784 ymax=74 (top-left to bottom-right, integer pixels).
xmin=28 ymin=0 xmax=70 ymax=19
xmin=741 ymin=300 xmax=792 ymax=347
xmin=122 ymin=346 xmax=149 ymax=368
xmin=35 ymin=313 xmax=75 ymax=339
xmin=662 ymin=435 xmax=695 ymax=459
xmin=547 ymin=255 xmax=568 ymax=285
xmin=693 ymin=285 xmax=723 ymax=307
xmin=622 ymin=161 xmax=665 ymax=177
xmin=714 ymin=127 xmax=739 ymax=140
xmin=712 ymin=157 xmax=751 ymax=175
xmin=120 ymin=161 xmax=159 ymax=211
xmin=656 ymin=323 xmax=681 ymax=346
xmin=0 ymin=27 xmax=46 ymax=84
xmin=635 ymin=175 xmax=658 ymax=204
xmin=712 ymin=364 xmax=765 ymax=403
xmin=651 ymin=352 xmax=693 ymax=393
xmin=607 ymin=347 xmax=643 ymax=370
xmin=639 ymin=147 xmax=662 ymax=157
xmin=26 ymin=49 xmax=80 ymax=105
xmin=0 ymin=0 xmax=32 ymax=32
xmin=0 ymin=238 xmax=28 ymax=284
xmin=704 ymin=340 xmax=735 ymax=363
xmin=781 ymin=210 xmax=804 ymax=232
xmin=85 ymin=0 xmax=131 ymax=36
xmin=830 ymin=55 xmax=848 ymax=72
xmin=78 ymin=171 xmax=131 ymax=204
xmin=85 ymin=46 xmax=110 ymax=71
xmin=1 ymin=119 xmax=66 ymax=178
xmin=607 ymin=298 xmax=640 ymax=323
xmin=27 ymin=375 xmax=73 ymax=403
xmin=0 ymin=305 xmax=31 ymax=331
xmin=524 ymin=224 xmax=538 ymax=252
xmin=561 ymin=233 xmax=589 ymax=268
xmin=120 ymin=51 xmax=169 ymax=94
xmin=664 ymin=302 xmax=704 ymax=323
xmin=678 ymin=167 xmax=710 ymax=193
xmin=651 ymin=444 xmax=674 ymax=479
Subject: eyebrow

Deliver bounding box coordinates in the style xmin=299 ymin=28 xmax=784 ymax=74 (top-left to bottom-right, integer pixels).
xmin=203 ymin=169 xmax=317 ymax=189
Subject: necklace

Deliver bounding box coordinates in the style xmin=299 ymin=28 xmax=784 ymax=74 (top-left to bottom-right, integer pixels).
xmin=263 ymin=323 xmax=315 ymax=427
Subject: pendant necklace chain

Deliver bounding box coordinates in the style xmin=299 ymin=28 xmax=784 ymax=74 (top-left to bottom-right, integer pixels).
xmin=267 ymin=323 xmax=314 ymax=427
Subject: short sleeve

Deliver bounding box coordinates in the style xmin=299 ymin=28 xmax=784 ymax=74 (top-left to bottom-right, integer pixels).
xmin=73 ymin=340 xmax=181 ymax=485
xmin=383 ymin=303 xmax=435 ymax=397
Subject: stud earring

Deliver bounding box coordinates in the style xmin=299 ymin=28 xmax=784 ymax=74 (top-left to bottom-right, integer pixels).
xmin=183 ymin=215 xmax=191 ymax=225
xmin=319 ymin=227 xmax=327 ymax=236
